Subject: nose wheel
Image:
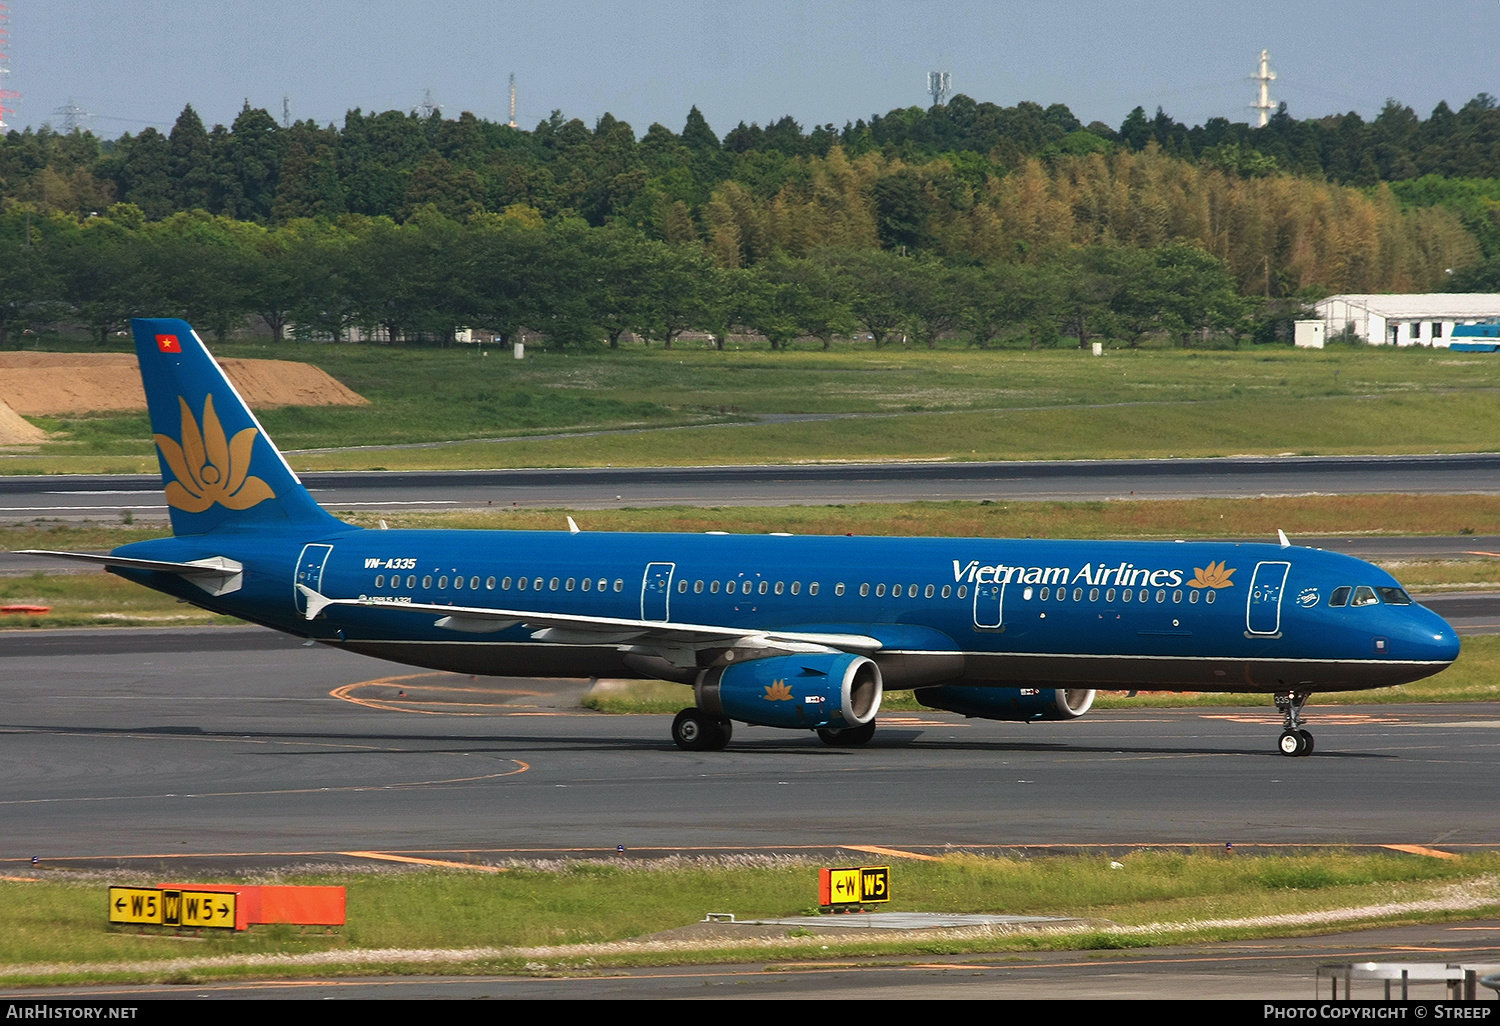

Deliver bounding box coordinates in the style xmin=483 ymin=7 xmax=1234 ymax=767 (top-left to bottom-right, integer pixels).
xmin=1274 ymin=691 xmax=1314 ymax=757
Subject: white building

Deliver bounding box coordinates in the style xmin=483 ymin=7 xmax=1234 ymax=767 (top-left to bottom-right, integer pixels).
xmin=1312 ymin=294 xmax=1500 ymax=347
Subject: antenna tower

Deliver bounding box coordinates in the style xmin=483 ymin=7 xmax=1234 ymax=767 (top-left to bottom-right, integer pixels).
xmin=52 ymin=99 xmax=91 ymax=132
xmin=927 ymin=71 xmax=950 ymax=107
xmin=0 ymin=4 xmax=20 ymax=131
xmin=508 ymin=72 xmax=517 ymax=128
xmin=282 ymin=94 xmax=291 ymax=128
xmin=1251 ymin=49 xmax=1277 ymax=127
xmin=420 ymin=88 xmax=437 ymax=119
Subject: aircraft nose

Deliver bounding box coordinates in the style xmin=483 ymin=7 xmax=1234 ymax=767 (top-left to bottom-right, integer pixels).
xmin=1415 ymin=609 xmax=1461 ymax=665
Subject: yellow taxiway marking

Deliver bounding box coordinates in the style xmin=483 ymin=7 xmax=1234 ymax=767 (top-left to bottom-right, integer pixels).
xmin=1200 ymin=712 xmax=1406 ymax=725
xmin=331 ymin=673 xmax=548 ymax=716
xmin=1381 ymin=844 xmax=1460 ymax=859
xmin=1464 ymin=551 xmax=1500 ymax=558
xmin=0 ymin=761 xmax=528 ymax=807
xmin=843 ymin=844 xmax=943 ymax=861
xmin=879 ymin=716 xmax=968 ymax=727
xmin=342 ymin=851 xmax=509 ymax=873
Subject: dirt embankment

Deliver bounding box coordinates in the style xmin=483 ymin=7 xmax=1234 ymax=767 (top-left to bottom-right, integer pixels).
xmin=0 ymin=353 xmax=368 ymax=444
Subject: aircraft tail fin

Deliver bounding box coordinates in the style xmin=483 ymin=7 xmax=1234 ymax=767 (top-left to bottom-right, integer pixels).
xmin=131 ymin=318 xmax=346 ymax=536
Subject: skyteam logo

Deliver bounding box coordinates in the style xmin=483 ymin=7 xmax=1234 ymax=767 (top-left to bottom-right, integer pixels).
xmin=153 ymin=395 xmax=276 ymax=513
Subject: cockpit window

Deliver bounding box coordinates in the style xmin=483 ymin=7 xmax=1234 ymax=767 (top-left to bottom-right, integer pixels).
xmin=1351 ymin=586 xmax=1379 ymax=606
xmin=1376 ymin=587 xmax=1412 ymax=605
xmin=1329 ymin=586 xmax=1351 ymax=607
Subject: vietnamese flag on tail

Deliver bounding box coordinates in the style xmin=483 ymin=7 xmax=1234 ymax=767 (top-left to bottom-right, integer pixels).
xmin=156 ymin=334 xmax=181 ymax=352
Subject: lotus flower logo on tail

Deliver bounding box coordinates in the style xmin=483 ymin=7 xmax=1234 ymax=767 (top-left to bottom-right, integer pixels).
xmin=1188 ymin=560 xmax=1236 ymax=589
xmin=154 ymin=395 xmax=276 ymax=512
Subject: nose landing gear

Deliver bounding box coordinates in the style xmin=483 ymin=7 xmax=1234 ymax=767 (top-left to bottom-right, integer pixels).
xmin=1274 ymin=691 xmax=1314 ymax=756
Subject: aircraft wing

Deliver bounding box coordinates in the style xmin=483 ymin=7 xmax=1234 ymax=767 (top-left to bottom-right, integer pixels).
xmin=18 ymin=550 xmax=244 ymax=596
xmin=299 ymin=586 xmax=883 ymax=658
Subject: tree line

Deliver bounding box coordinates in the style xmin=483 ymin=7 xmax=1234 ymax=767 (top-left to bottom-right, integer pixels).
xmin=2 ymin=92 xmax=1499 ymax=349
xmin=0 ymin=203 xmax=1264 ymax=350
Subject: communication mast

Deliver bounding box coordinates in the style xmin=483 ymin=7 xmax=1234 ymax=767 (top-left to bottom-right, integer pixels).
xmin=1251 ymin=49 xmax=1277 ymax=127
xmin=0 ymin=4 xmax=20 ymax=131
xmin=508 ymin=72 xmax=517 ymax=128
xmin=52 ymin=99 xmax=91 ymax=132
xmin=927 ymin=71 xmax=950 ymax=107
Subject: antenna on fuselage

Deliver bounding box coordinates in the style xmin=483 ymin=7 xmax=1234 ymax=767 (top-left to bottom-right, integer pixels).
xmin=1277 ymin=529 xmax=1291 ymax=548
xmin=567 ymin=516 xmax=581 ymax=534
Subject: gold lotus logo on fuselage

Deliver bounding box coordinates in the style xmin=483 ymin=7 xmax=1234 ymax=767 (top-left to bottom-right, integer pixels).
xmin=1188 ymin=560 xmax=1236 ymax=589
xmin=155 ymin=394 xmax=276 ymax=513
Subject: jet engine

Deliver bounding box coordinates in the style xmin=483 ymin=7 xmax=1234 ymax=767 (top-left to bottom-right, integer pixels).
xmin=915 ymin=685 xmax=1095 ymax=721
xmin=695 ymin=652 xmax=882 ymax=730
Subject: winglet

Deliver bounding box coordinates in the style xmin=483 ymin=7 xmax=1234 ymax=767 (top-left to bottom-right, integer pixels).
xmin=1277 ymin=529 xmax=1291 ymax=549
xmin=296 ymin=583 xmax=333 ymax=621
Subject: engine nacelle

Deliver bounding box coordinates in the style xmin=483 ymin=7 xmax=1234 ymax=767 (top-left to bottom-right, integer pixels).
xmin=696 ymin=653 xmax=882 ymax=730
xmin=916 ymin=685 xmax=1095 ymax=721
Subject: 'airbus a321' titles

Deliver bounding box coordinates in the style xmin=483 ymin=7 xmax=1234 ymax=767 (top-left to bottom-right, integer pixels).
xmin=23 ymin=319 xmax=1460 ymax=757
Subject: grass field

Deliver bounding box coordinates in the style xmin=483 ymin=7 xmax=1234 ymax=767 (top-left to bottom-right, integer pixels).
xmin=3 ymin=851 xmax=1497 ymax=983
xmin=7 ymin=340 xmax=1500 ymax=472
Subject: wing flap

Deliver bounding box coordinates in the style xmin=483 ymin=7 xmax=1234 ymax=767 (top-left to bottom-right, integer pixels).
xmin=306 ymin=591 xmax=883 ymax=655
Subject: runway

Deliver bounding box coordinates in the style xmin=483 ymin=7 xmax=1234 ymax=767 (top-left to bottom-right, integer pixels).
xmin=5 ymin=627 xmax=1499 ymax=867
xmin=3 ymin=451 xmax=1498 ymax=521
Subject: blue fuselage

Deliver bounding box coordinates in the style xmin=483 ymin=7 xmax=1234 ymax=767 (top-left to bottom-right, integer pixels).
xmin=113 ymin=527 xmax=1459 ymax=695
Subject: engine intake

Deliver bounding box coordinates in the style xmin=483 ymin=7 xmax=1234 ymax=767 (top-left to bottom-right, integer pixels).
xmin=697 ymin=652 xmax=882 ymax=730
xmin=916 ymin=685 xmax=1095 ymax=721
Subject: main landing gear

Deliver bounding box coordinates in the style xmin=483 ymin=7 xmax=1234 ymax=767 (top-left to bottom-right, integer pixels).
xmin=671 ymin=707 xmax=733 ymax=751
xmin=1275 ymin=691 xmax=1314 ymax=757
xmin=817 ymin=721 xmax=876 ymax=747
xmin=670 ymin=709 xmax=879 ymax=750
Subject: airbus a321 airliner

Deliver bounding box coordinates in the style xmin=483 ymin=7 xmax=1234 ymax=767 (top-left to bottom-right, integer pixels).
xmin=24 ymin=319 xmax=1460 ymax=757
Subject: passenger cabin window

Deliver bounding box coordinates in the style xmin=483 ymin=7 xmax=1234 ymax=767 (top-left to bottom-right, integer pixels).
xmin=809 ymin=583 xmax=819 ymax=596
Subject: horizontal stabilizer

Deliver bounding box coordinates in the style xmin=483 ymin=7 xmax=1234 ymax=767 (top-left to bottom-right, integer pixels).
xmin=19 ymin=550 xmax=244 ymax=596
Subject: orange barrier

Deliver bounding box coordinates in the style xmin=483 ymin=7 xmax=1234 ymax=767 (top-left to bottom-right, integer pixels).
xmin=158 ymin=884 xmax=345 ymax=930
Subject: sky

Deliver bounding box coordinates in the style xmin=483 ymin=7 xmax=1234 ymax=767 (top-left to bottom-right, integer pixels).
xmin=2 ymin=1 xmax=1496 ymax=140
